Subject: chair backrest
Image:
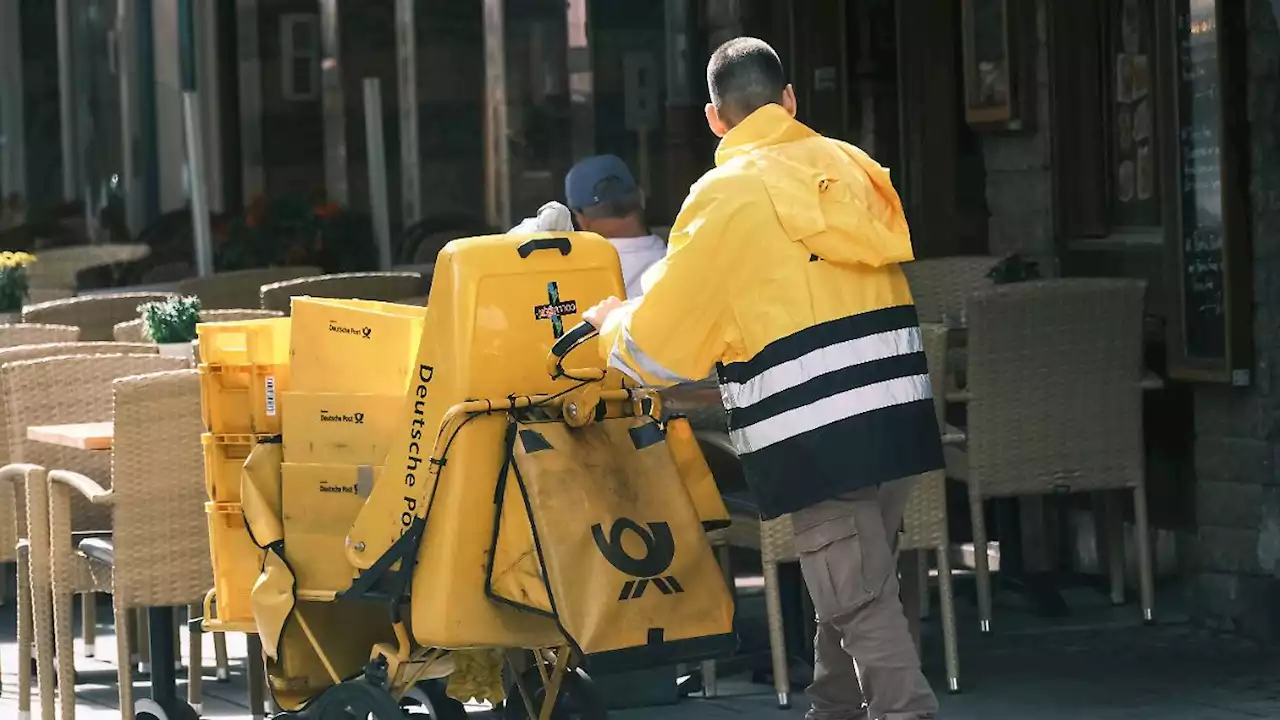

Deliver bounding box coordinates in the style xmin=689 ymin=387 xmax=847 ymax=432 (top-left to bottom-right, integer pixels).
xmin=901 ymin=255 xmax=1000 ymax=324
xmin=21 ymin=292 xmax=176 ymax=341
xmin=0 ymin=323 xmax=80 ymax=348
xmin=0 ymin=342 xmax=158 ymax=461
xmin=2 ymin=353 xmax=189 ymax=532
xmin=901 ymin=323 xmax=950 ymax=551
xmin=920 ymin=323 xmax=949 ymax=426
xmin=259 ymin=271 xmax=425 ymax=313
xmin=109 ymin=369 xmax=212 ymax=607
xmin=965 ymin=279 xmax=1146 ymax=496
xmin=113 ymin=308 xmax=284 ymax=342
xmin=25 ymin=243 xmax=151 ymax=291
xmin=176 ymin=266 xmax=323 ymax=310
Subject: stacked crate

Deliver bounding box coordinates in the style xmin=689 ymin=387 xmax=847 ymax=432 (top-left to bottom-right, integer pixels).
xmin=196 ymin=317 xmax=292 ymax=630
xmin=279 ymin=297 xmax=425 ymax=594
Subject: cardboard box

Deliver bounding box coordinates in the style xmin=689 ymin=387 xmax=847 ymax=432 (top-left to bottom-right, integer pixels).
xmin=289 ymin=297 xmax=426 ymax=395
xmin=281 ymin=392 xmax=403 ymax=465
xmin=281 ymin=462 xmax=383 ymax=594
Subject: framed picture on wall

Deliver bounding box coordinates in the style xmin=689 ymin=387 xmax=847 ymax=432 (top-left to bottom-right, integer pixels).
xmin=961 ymin=0 xmax=1032 ymax=130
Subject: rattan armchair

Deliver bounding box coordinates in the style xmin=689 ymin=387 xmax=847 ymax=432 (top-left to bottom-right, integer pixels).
xmin=0 ymin=323 xmax=80 ymax=348
xmin=2 ymin=353 xmax=188 ymax=720
xmin=0 ymin=342 xmax=158 ymax=714
xmin=25 ymin=244 xmax=151 ymax=296
xmin=259 ymin=271 xmax=425 ymax=313
xmin=46 ymin=370 xmax=212 ymax=718
xmin=176 ymin=267 xmax=323 ymax=310
xmin=21 ymin=292 xmax=176 ymax=341
xmin=955 ymin=279 xmax=1153 ymax=633
xmin=113 ymin=308 xmax=284 ymax=343
xmin=901 ymin=256 xmax=999 ymax=324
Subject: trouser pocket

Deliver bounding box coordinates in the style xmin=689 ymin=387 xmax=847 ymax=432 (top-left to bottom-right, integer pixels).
xmin=795 ymin=503 xmax=896 ymax=621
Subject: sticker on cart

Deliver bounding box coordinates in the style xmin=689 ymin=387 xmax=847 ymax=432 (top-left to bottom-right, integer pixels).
xmin=265 ymin=375 xmax=277 ymax=416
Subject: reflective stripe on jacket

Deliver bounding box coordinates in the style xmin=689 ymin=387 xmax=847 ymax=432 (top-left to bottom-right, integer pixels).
xmin=598 ymin=104 xmax=944 ymax=519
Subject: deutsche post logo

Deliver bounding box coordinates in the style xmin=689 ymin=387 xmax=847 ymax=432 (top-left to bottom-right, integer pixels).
xmin=591 ymin=518 xmax=684 ymax=601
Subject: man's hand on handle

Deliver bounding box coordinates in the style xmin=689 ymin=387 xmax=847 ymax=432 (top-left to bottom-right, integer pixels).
xmin=583 ymin=296 xmax=624 ymax=329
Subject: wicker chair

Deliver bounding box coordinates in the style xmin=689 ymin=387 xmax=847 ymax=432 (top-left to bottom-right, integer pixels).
xmin=3 ymin=353 xmax=188 ymax=720
xmin=0 ymin=323 xmax=80 ymax=348
xmin=21 ymin=292 xmax=176 ymax=341
xmin=113 ymin=308 xmax=284 ymax=343
xmin=0 ymin=341 xmax=158 ymax=713
xmin=25 ymin=243 xmax=152 ymax=295
xmin=46 ymin=370 xmax=212 ymax=718
xmin=259 ymin=271 xmax=425 ymax=313
xmin=176 ymin=266 xmax=323 ymax=310
xmin=901 ymin=256 xmax=999 ymax=324
xmin=956 ymin=279 xmax=1153 ymax=633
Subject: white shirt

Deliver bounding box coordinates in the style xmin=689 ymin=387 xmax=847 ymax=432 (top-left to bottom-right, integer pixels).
xmin=609 ymin=235 xmax=667 ymax=299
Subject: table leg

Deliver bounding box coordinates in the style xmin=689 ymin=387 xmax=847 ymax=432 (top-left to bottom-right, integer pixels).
xmin=141 ymin=606 xmax=199 ymax=719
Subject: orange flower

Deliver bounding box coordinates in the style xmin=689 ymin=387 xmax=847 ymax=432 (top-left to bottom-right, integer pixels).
xmin=245 ymin=195 xmax=268 ymax=228
xmin=314 ymin=202 xmax=340 ymax=219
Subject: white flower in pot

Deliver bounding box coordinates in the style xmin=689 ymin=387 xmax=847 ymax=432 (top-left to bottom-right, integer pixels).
xmin=139 ymin=295 xmax=202 ymax=362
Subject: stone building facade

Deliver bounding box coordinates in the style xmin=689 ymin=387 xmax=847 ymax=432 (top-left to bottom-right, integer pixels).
xmin=1189 ymin=0 xmax=1280 ymax=639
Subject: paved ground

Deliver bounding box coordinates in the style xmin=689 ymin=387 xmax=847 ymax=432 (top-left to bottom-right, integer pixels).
xmin=3 ymin=580 xmax=1280 ymax=719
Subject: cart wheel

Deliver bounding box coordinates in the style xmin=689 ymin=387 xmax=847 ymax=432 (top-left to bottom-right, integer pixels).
xmin=135 ymin=698 xmax=201 ymax=720
xmin=399 ymin=679 xmax=468 ymax=718
xmin=502 ymin=666 xmax=608 ymax=719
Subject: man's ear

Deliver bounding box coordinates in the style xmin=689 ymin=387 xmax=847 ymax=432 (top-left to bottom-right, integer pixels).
xmin=781 ymin=84 xmax=798 ymax=117
xmin=704 ymin=102 xmax=730 ymax=138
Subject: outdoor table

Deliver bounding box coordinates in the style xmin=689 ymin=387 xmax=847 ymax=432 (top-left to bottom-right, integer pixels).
xmin=27 ymin=421 xmax=198 ymax=720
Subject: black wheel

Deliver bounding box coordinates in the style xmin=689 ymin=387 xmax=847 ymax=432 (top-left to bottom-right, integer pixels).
xmin=501 ymin=665 xmax=608 ymax=719
xmin=135 ymin=698 xmax=201 ymax=720
xmin=399 ymin=679 xmax=469 ymax=718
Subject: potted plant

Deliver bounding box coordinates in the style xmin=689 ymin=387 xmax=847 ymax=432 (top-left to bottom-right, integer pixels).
xmin=0 ymin=251 xmax=37 ymax=322
xmin=215 ymin=195 xmax=376 ymax=273
xmin=139 ymin=295 xmax=203 ymax=361
xmin=987 ymin=253 xmax=1042 ymax=285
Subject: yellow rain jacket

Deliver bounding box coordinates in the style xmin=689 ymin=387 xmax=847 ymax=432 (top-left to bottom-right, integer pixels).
xmin=598 ymin=104 xmax=944 ymax=519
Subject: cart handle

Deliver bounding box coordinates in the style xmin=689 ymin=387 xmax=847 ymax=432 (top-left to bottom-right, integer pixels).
xmin=547 ymin=320 xmax=605 ymax=381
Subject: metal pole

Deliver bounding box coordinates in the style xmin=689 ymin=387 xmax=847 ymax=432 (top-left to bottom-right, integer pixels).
xmin=183 ymin=92 xmax=214 ymax=276
xmin=55 ymin=0 xmax=78 ymax=201
xmin=363 ymin=78 xmax=393 ymax=271
xmin=0 ymin=0 xmax=26 ymax=201
xmin=395 ymin=0 xmax=422 ymax=228
xmin=482 ymin=0 xmax=511 ymax=230
xmin=237 ymin=0 xmax=265 ymax=204
xmin=179 ymin=0 xmax=214 ymax=277
xmin=319 ymin=0 xmax=348 ymax=206
xmin=117 ymin=0 xmax=143 ymax=234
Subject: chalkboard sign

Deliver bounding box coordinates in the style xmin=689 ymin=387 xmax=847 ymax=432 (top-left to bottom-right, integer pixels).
xmin=1164 ymin=0 xmax=1251 ymax=384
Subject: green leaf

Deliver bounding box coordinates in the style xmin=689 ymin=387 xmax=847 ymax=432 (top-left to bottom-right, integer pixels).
xmin=140 ymin=295 xmax=203 ymax=343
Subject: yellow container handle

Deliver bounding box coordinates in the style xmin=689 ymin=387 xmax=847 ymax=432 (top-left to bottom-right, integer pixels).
xmin=546 ymin=320 xmax=605 ymax=382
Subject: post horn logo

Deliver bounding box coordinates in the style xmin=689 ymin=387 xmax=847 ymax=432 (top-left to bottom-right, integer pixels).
xmin=591 ymin=518 xmax=684 ymax=601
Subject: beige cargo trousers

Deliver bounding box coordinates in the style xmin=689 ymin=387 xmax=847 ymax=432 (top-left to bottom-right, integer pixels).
xmin=792 ymin=475 xmax=939 ymax=720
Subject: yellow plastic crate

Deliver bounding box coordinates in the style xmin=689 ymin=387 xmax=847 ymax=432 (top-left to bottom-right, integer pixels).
xmin=197 ymin=317 xmax=291 ymax=366
xmin=288 ymin=297 xmax=425 ymax=395
xmin=206 ymin=501 xmax=265 ymax=628
xmin=280 ymin=392 xmax=403 ymax=465
xmin=202 ymin=433 xmax=274 ymax=503
xmin=198 ymin=363 xmax=288 ymax=435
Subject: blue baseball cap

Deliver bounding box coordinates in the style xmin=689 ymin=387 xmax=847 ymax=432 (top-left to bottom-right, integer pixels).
xmin=565 ymin=155 xmax=638 ymax=211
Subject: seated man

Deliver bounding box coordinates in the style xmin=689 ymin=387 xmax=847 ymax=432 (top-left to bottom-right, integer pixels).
xmin=564 ymin=154 xmax=666 ymax=299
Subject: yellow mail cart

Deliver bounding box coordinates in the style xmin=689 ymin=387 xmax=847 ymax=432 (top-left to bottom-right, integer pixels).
xmin=201 ymin=232 xmax=734 ymax=720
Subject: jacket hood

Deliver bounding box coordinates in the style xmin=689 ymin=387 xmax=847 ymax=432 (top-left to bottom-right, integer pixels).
xmin=715 ymin=104 xmax=914 ymax=268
